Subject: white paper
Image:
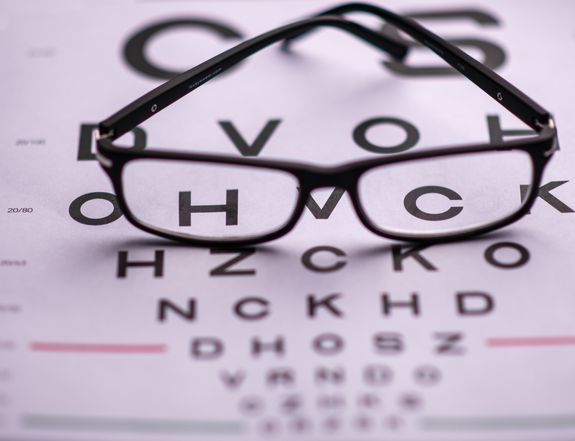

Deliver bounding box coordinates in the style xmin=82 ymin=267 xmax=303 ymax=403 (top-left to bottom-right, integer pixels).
xmin=2 ymin=1 xmax=575 ymax=440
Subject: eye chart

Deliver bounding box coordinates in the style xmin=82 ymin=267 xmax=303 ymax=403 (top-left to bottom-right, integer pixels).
xmin=2 ymin=0 xmax=575 ymax=440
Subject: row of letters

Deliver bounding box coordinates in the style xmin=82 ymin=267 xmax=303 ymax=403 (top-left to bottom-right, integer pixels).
xmin=121 ymin=8 xmax=506 ymax=80
xmin=159 ymin=293 xmax=493 ymax=324
xmin=115 ymin=241 xmax=530 ymax=279
xmin=188 ymin=332 xmax=466 ymax=360
xmin=220 ymin=364 xmax=443 ymax=391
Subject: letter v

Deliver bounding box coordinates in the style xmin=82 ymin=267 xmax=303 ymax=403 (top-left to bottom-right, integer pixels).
xmin=219 ymin=119 xmax=281 ymax=156
xmin=305 ymin=188 xmax=345 ymax=219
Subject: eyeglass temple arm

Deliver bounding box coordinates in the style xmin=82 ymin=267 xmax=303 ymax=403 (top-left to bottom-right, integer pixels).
xmin=99 ymin=15 xmax=408 ymax=141
xmin=283 ymin=2 xmax=552 ymax=132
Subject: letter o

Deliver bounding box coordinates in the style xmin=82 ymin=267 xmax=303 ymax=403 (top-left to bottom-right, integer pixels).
xmin=312 ymin=333 xmax=344 ymax=355
xmin=353 ymin=117 xmax=419 ymax=154
xmin=69 ymin=192 xmax=123 ymax=225
xmin=484 ymin=241 xmax=530 ymax=269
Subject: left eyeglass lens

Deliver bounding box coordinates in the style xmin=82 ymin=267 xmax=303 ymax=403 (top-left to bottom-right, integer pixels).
xmin=122 ymin=159 xmax=300 ymax=240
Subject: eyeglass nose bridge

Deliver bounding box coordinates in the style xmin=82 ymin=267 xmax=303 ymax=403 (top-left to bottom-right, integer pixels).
xmin=298 ymin=167 xmax=359 ymax=192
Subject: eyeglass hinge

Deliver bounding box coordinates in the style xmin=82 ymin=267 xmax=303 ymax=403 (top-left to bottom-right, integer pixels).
xmin=534 ymin=117 xmax=558 ymax=158
xmin=534 ymin=116 xmax=555 ymax=131
xmin=95 ymin=128 xmax=115 ymax=141
xmin=95 ymin=129 xmax=114 ymax=168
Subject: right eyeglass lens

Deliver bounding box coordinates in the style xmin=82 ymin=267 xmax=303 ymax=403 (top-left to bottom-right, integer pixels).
xmin=357 ymin=150 xmax=534 ymax=238
xmin=122 ymin=159 xmax=300 ymax=240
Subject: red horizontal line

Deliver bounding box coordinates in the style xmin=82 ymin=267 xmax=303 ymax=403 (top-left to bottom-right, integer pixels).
xmin=29 ymin=342 xmax=167 ymax=353
xmin=486 ymin=336 xmax=575 ymax=347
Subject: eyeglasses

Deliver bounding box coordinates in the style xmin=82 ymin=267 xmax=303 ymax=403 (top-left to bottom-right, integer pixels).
xmin=96 ymin=2 xmax=558 ymax=247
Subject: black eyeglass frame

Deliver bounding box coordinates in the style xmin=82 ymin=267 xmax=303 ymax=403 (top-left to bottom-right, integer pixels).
xmin=97 ymin=3 xmax=558 ymax=247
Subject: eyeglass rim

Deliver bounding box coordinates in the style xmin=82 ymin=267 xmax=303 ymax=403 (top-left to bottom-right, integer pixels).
xmin=97 ymin=130 xmax=555 ymax=247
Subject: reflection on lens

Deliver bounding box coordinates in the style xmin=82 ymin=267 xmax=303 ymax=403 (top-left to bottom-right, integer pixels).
xmin=358 ymin=150 xmax=533 ymax=237
xmin=122 ymin=159 xmax=299 ymax=240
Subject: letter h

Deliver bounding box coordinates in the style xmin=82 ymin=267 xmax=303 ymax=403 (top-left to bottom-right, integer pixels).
xmin=179 ymin=189 xmax=238 ymax=226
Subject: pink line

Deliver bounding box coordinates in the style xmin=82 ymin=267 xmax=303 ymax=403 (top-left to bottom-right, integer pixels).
xmin=30 ymin=342 xmax=167 ymax=353
xmin=487 ymin=336 xmax=575 ymax=347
